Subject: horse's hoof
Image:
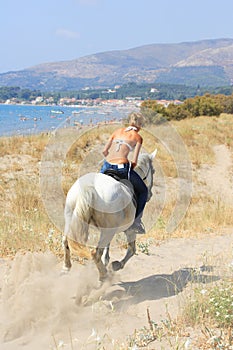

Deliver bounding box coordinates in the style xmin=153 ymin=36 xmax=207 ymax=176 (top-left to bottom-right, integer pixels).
xmin=61 ymin=266 xmax=71 ymax=275
xmin=99 ymin=274 xmax=107 ymax=282
xmin=111 ymin=260 xmax=122 ymax=271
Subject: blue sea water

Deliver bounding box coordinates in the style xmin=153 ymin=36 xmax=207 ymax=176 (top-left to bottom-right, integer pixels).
xmin=0 ymin=104 xmax=129 ymax=137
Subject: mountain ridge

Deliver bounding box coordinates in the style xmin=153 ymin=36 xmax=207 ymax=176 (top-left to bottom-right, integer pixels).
xmin=1 ymin=38 xmax=233 ymax=91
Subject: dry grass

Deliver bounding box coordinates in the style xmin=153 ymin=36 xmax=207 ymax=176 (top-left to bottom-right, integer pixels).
xmin=0 ymin=132 xmax=61 ymax=257
xmin=61 ymin=125 xmax=114 ymax=194
xmin=0 ymin=133 xmax=49 ymax=157
xmin=143 ymin=113 xmax=233 ymax=240
xmin=148 ymin=194 xmax=233 ymax=242
xmin=172 ymin=113 xmax=233 ymax=166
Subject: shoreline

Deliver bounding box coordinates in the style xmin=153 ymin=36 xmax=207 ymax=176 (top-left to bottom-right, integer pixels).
xmin=0 ymin=104 xmax=135 ymax=137
xmin=0 ymin=120 xmax=123 ymax=139
xmin=0 ymin=103 xmax=136 ymax=137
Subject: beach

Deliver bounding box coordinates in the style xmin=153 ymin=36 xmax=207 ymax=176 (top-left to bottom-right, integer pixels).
xmin=0 ymin=104 xmax=136 ymax=137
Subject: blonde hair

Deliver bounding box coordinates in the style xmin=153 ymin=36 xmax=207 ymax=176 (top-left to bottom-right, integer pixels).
xmin=128 ymin=112 xmax=145 ymax=128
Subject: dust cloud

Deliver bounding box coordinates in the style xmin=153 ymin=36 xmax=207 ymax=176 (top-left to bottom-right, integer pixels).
xmin=0 ymin=252 xmax=123 ymax=350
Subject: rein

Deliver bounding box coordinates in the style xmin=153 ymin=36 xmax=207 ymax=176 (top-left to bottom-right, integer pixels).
xmin=142 ymin=166 xmax=151 ymax=181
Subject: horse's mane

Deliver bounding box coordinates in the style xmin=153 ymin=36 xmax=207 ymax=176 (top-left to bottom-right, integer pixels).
xmin=137 ymin=152 xmax=151 ymax=166
xmin=135 ymin=153 xmax=152 ymax=177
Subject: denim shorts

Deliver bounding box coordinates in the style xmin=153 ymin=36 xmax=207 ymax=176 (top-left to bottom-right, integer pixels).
xmin=100 ymin=160 xmax=129 ymax=174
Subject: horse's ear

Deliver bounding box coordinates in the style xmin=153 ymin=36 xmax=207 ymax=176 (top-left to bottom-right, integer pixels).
xmin=150 ymin=148 xmax=157 ymax=160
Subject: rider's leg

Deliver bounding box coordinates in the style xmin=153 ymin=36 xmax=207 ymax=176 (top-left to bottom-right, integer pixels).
xmin=128 ymin=170 xmax=148 ymax=233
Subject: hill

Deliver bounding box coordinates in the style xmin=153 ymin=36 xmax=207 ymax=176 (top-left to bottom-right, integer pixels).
xmin=1 ymin=38 xmax=233 ymax=91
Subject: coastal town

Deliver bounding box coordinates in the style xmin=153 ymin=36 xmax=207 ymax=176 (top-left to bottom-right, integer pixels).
xmin=4 ymin=95 xmax=183 ymax=109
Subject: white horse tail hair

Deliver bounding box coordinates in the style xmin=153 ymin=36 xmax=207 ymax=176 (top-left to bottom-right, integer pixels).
xmin=69 ymin=185 xmax=96 ymax=244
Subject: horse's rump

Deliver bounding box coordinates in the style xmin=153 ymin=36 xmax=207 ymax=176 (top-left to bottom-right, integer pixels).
xmin=65 ymin=173 xmax=136 ymax=245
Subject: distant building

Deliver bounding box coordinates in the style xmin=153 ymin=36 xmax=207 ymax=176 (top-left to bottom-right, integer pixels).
xmin=156 ymin=99 xmax=183 ymax=107
xmin=32 ymin=96 xmax=44 ymax=104
xmin=150 ymin=88 xmax=159 ymax=93
xmin=125 ymin=96 xmax=142 ymax=101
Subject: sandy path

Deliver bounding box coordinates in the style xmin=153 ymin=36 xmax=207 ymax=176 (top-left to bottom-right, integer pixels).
xmin=0 ymin=230 xmax=233 ymax=350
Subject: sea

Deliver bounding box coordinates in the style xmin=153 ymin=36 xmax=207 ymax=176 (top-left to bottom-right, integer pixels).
xmin=0 ymin=104 xmax=136 ymax=137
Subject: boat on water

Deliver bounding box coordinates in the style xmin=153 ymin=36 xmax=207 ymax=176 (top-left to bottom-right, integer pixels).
xmin=50 ymin=109 xmax=64 ymax=114
xmin=19 ymin=115 xmax=30 ymax=121
xmin=71 ymin=110 xmax=81 ymax=115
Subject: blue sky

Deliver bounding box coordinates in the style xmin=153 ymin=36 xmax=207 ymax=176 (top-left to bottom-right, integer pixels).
xmin=1 ymin=0 xmax=233 ymax=73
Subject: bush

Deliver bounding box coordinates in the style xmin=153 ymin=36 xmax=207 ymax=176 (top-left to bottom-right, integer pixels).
xmin=141 ymin=93 xmax=233 ymax=121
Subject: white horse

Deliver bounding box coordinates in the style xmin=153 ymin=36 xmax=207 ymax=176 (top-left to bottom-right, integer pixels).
xmin=63 ymin=149 xmax=157 ymax=281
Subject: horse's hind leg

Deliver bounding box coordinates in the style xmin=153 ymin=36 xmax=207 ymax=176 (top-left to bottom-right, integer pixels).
xmin=93 ymin=247 xmax=108 ymax=281
xmin=62 ymin=235 xmax=72 ymax=271
xmin=101 ymin=244 xmax=110 ymax=266
xmin=93 ymin=231 xmax=115 ymax=281
xmin=112 ymin=232 xmax=136 ymax=271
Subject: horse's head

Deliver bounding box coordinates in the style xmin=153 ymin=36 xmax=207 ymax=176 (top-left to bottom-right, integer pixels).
xmin=136 ymin=149 xmax=157 ymax=201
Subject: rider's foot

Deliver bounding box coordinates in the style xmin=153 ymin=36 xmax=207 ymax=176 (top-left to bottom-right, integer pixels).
xmin=129 ymin=221 xmax=145 ymax=234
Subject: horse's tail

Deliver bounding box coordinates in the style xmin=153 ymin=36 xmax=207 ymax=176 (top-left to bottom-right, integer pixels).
xmin=67 ymin=185 xmax=96 ymax=245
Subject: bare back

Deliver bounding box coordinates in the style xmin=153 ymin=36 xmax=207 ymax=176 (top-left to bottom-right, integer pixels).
xmin=104 ymin=127 xmax=143 ymax=164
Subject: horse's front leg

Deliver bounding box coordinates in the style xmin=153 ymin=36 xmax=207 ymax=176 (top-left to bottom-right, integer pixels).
xmin=62 ymin=235 xmax=72 ymax=271
xmin=111 ymin=232 xmax=136 ymax=271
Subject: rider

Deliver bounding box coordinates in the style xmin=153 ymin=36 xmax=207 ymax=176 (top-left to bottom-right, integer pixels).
xmin=100 ymin=112 xmax=148 ymax=234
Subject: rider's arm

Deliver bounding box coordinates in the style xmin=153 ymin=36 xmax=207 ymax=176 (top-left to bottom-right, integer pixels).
xmin=102 ymin=130 xmax=117 ymax=157
xmin=102 ymin=138 xmax=112 ymax=157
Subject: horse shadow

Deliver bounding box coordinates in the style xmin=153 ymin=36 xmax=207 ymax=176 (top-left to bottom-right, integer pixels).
xmin=104 ymin=267 xmax=219 ymax=310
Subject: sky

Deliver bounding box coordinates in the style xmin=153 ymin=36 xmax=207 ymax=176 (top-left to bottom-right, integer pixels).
xmin=1 ymin=0 xmax=233 ymax=73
